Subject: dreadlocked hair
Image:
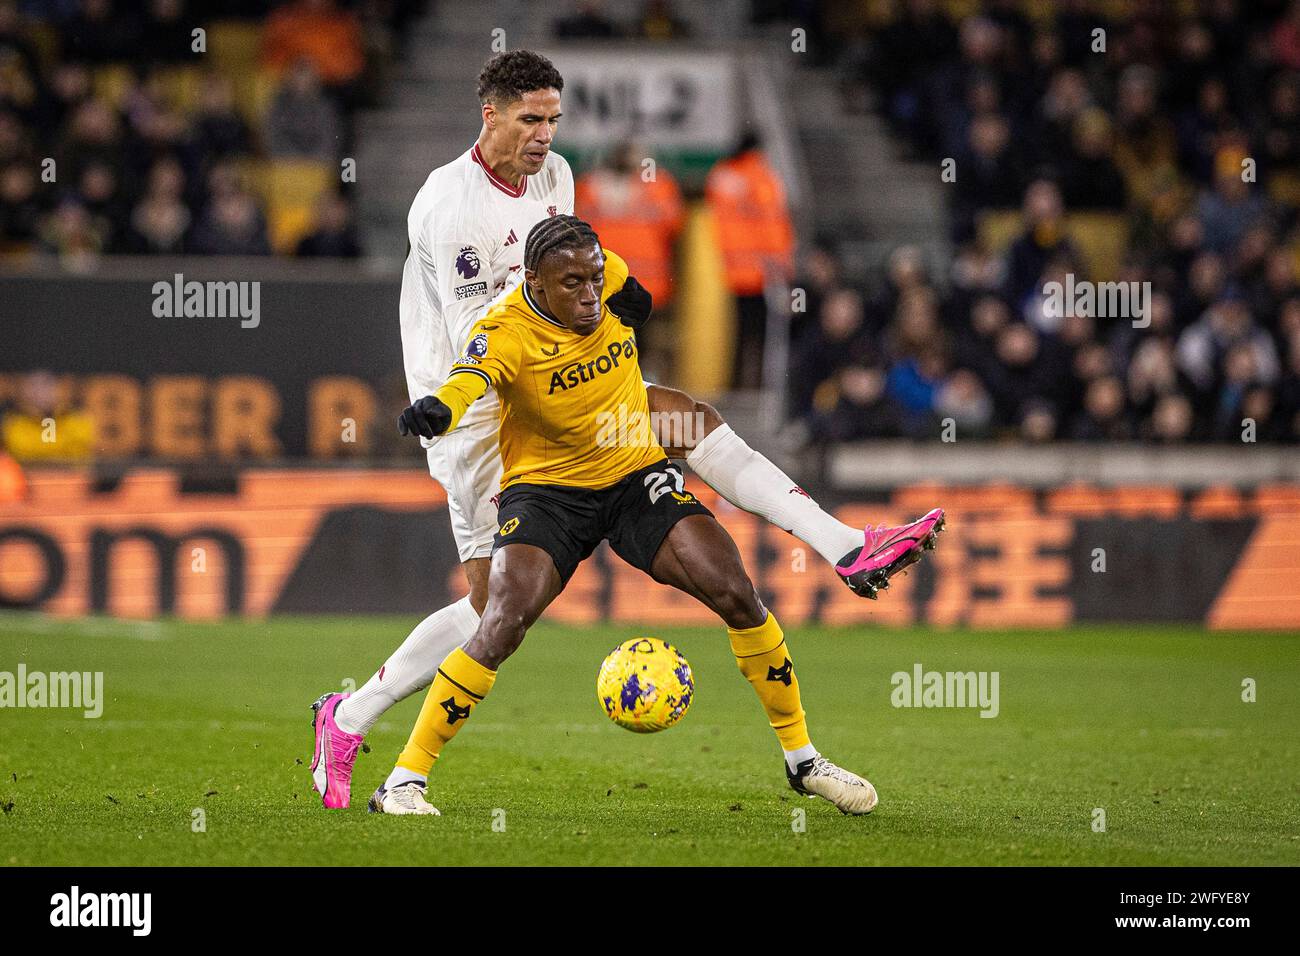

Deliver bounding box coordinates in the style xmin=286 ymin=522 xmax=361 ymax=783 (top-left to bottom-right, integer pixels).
xmin=524 ymin=215 xmax=601 ymax=274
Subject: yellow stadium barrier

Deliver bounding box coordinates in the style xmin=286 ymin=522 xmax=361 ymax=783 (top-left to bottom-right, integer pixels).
xmin=978 ymin=210 xmax=1129 ymax=281
xmin=238 ymin=159 xmax=335 ymax=254
xmin=153 ymin=65 xmax=204 ymax=113
xmin=207 ymin=20 xmax=262 ymax=73
xmin=675 ymin=202 xmax=735 ymax=397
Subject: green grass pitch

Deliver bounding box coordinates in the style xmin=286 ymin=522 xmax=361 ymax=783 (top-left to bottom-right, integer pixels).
xmin=1 ymin=615 xmax=1297 ymax=866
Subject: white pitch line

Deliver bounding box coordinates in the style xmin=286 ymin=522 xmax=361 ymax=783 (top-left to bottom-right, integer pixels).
xmin=0 ymin=612 xmax=167 ymax=641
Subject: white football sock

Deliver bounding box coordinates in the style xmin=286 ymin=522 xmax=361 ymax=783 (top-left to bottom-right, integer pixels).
xmin=784 ymin=743 xmax=819 ymax=774
xmin=384 ymin=766 xmax=425 ymax=789
xmin=686 ymin=424 xmax=862 ymax=566
xmin=334 ymin=596 xmax=481 ymax=737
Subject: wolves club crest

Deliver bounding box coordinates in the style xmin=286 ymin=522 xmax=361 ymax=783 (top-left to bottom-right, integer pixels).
xmin=441 ymin=696 xmax=471 ymax=724
xmin=766 ymin=658 xmax=793 ymax=686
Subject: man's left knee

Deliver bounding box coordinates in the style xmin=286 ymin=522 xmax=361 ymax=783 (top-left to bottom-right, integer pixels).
xmin=707 ymin=574 xmax=764 ymax=628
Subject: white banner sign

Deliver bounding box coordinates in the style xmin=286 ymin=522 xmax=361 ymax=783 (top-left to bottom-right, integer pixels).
xmin=542 ymin=47 xmax=738 ymax=150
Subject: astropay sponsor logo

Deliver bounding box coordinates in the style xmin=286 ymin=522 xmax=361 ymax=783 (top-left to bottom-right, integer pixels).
xmin=0 ymin=664 xmax=103 ymax=718
xmin=50 ymin=886 xmax=151 ymax=936
xmin=546 ymin=337 xmax=636 ymax=394
xmin=890 ymin=663 xmax=999 ymax=718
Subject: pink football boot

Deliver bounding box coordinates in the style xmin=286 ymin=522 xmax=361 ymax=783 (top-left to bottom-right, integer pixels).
xmin=835 ymin=508 xmax=945 ymax=599
xmin=310 ymin=692 xmax=364 ymax=809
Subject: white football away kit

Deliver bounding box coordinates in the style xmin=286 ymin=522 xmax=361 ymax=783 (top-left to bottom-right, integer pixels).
xmin=398 ymin=143 xmax=574 ymax=561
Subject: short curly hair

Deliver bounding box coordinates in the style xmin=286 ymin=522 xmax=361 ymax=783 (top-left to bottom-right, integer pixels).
xmin=525 ymin=215 xmax=600 ymax=274
xmin=476 ymin=51 xmax=564 ymax=107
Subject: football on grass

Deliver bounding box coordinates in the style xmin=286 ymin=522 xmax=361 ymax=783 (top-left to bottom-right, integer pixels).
xmin=596 ymin=638 xmax=694 ymax=733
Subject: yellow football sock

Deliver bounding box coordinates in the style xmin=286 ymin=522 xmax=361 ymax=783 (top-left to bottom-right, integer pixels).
xmin=728 ymin=612 xmax=811 ymax=751
xmin=395 ymin=647 xmax=497 ymax=776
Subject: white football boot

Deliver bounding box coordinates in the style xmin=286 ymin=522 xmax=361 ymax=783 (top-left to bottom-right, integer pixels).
xmin=367 ymin=781 xmax=441 ymax=816
xmin=787 ymin=755 xmax=878 ymax=815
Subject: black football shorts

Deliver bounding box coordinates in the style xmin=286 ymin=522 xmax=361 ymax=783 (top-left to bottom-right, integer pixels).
xmin=492 ymin=458 xmax=714 ymax=585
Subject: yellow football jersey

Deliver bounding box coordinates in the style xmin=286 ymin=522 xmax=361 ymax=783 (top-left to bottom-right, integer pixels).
xmin=435 ymin=249 xmax=666 ymax=490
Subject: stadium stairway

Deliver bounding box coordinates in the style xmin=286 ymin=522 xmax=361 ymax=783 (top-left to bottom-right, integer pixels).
xmin=789 ymin=65 xmax=951 ymax=284
xmin=354 ymin=4 xmax=506 ymax=262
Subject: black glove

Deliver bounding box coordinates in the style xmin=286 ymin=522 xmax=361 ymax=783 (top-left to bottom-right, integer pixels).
xmin=397 ymin=395 xmax=453 ymax=439
xmin=606 ymin=275 xmax=653 ymax=330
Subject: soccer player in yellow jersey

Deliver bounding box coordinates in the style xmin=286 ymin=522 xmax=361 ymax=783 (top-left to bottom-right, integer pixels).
xmin=371 ymin=216 xmax=879 ymax=817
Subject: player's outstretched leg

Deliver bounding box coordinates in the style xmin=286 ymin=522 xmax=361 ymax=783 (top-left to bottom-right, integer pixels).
xmin=647 ymin=513 xmax=878 ymax=814
xmin=646 ymin=384 xmax=943 ymax=599
xmin=308 ymin=560 xmax=490 ymax=809
xmin=369 ymin=544 xmax=562 ymax=816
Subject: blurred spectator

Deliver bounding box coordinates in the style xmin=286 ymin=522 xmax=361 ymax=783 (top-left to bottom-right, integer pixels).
xmin=1004 ymin=179 xmax=1077 ymax=308
xmin=1196 ymin=147 xmax=1270 ymax=255
xmin=870 ymin=245 xmax=930 ymax=322
xmin=295 ymin=191 xmax=360 ymax=258
xmin=790 ymin=288 xmax=877 ymax=418
xmin=141 ymin=0 xmax=193 ymax=63
xmin=65 ymin=0 xmax=140 ymax=63
xmin=1112 ymin=65 xmax=1179 ymax=209
xmin=1257 ymin=74 xmax=1300 ymax=175
xmin=554 ymin=0 xmax=619 ymax=39
xmin=0 ymin=160 xmax=39 ymax=245
xmin=705 ymin=131 xmax=794 ymax=388
xmin=790 ymin=240 xmax=848 ymax=346
xmin=1270 ymin=0 xmax=1300 ymax=70
xmin=1020 ymin=398 xmax=1058 ymax=443
xmin=884 ymin=287 xmax=950 ymax=435
xmin=1 ymin=370 xmax=93 ymax=461
xmin=38 ymin=196 xmax=104 ymax=264
xmin=950 ymin=111 xmax=1022 ymax=239
xmin=576 ymin=140 xmax=683 ymax=307
xmin=188 ymin=166 xmax=270 ymax=255
xmin=122 ymin=156 xmax=190 ymax=254
xmin=1070 ymin=376 xmax=1131 ymax=440
xmin=1150 ymin=393 xmax=1195 ymax=442
xmin=934 ymin=368 xmax=994 ymax=437
xmin=193 ymin=74 xmax=255 ymax=161
xmin=1177 ymin=296 xmax=1279 ymax=391
xmin=56 ymin=99 xmax=124 ymax=189
xmin=808 ymin=364 xmax=900 ymax=444
xmin=980 ymin=321 xmax=1065 ymax=424
xmin=266 ymin=59 xmax=341 ymax=159
xmin=1058 ymin=108 xmax=1126 ymax=210
xmin=637 ymin=0 xmax=690 ymax=41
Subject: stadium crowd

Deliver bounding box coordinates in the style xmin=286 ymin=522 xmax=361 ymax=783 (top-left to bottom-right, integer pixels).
xmin=0 ymin=0 xmax=426 ymax=261
xmin=5 ymin=0 xmax=1299 ymax=447
xmin=791 ymin=0 xmax=1300 ymax=444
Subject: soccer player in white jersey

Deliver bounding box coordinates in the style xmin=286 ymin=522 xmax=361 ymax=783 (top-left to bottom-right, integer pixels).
xmin=310 ymin=51 xmax=943 ymax=811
